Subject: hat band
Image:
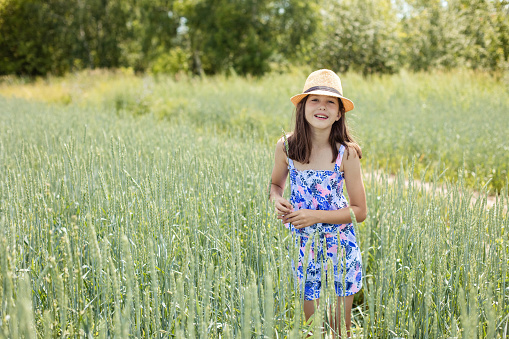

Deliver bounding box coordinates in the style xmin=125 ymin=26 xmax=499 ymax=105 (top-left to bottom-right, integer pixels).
xmin=304 ymin=86 xmax=342 ymax=96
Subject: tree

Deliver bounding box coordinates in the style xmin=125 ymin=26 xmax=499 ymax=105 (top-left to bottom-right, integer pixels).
xmin=0 ymin=0 xmax=73 ymax=75
xmin=456 ymin=0 xmax=509 ymax=70
xmin=119 ymin=0 xmax=179 ymax=72
xmin=174 ymin=0 xmax=319 ymax=75
xmin=1 ymin=0 xmax=506 ymax=76
xmin=399 ymin=0 xmax=466 ymax=71
xmin=398 ymin=0 xmax=509 ymax=71
xmin=312 ymin=0 xmax=401 ymax=75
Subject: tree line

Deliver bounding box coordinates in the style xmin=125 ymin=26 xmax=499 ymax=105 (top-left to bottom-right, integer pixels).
xmin=0 ymin=0 xmax=507 ymax=77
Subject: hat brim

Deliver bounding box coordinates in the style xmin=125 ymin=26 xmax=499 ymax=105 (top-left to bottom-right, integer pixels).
xmin=290 ymin=90 xmax=354 ymax=112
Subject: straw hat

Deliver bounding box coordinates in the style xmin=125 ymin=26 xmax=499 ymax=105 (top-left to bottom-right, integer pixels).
xmin=290 ymin=69 xmax=354 ymax=112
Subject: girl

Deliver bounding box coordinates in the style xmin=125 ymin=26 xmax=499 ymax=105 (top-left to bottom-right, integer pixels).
xmin=269 ymin=69 xmax=366 ymax=337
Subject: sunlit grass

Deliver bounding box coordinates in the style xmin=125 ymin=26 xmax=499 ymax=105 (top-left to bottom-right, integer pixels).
xmin=0 ymin=93 xmax=508 ymax=337
xmin=1 ymin=69 xmax=506 ymax=192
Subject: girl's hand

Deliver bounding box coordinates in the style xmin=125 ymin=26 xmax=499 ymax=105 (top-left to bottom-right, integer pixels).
xmin=282 ymin=209 xmax=318 ymax=229
xmin=274 ymin=197 xmax=293 ymax=218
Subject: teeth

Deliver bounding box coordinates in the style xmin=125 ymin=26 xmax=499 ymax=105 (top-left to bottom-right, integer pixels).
xmin=315 ymin=115 xmax=327 ymax=118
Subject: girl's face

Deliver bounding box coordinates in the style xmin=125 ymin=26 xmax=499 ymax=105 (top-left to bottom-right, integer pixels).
xmin=304 ymin=95 xmax=341 ymax=130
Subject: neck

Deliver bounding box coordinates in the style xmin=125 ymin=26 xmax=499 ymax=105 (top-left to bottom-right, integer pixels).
xmin=310 ymin=128 xmax=331 ymax=148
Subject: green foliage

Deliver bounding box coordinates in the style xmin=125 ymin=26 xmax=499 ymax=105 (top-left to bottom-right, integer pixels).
xmin=352 ymin=70 xmax=509 ymax=193
xmin=399 ymin=0 xmax=509 ymax=71
xmin=143 ymin=70 xmax=509 ymax=193
xmin=150 ymin=47 xmax=190 ymax=75
xmin=400 ymin=0 xmax=465 ymax=70
xmin=1 ymin=0 xmax=508 ymax=76
xmin=1 ymin=69 xmax=508 ymax=192
xmin=313 ymin=0 xmax=401 ymax=75
xmin=179 ymin=0 xmax=316 ymax=75
xmin=120 ymin=0 xmax=179 ymax=72
xmin=0 ymin=93 xmax=508 ymax=337
xmin=0 ymin=0 xmax=72 ymax=75
xmin=0 ymin=0 xmax=318 ymax=76
xmin=0 ymin=0 xmax=179 ymax=75
xmin=189 ymin=0 xmax=273 ymax=74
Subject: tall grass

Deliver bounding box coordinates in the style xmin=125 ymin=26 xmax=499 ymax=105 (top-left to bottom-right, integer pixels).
xmin=1 ymin=69 xmax=507 ymax=192
xmin=0 ymin=74 xmax=508 ymax=337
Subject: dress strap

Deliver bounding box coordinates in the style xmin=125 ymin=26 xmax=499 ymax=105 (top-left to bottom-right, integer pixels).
xmin=287 ymin=158 xmax=295 ymax=170
xmin=334 ymin=144 xmax=346 ymax=171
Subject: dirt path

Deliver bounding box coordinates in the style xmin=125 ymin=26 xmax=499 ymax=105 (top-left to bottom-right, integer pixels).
xmin=364 ymin=170 xmax=504 ymax=211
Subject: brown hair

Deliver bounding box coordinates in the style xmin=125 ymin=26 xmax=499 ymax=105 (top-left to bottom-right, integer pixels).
xmin=287 ymin=95 xmax=362 ymax=163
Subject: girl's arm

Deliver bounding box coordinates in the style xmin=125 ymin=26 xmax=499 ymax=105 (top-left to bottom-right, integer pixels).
xmin=269 ymin=138 xmax=294 ymax=216
xmin=282 ymin=145 xmax=367 ymax=228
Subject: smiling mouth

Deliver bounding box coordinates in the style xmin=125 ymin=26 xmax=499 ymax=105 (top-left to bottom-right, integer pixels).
xmin=314 ymin=114 xmax=328 ymax=119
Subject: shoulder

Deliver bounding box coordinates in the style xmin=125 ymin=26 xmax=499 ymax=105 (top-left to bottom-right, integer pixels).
xmin=340 ymin=144 xmax=361 ymax=173
xmin=342 ymin=144 xmax=363 ymax=181
xmin=274 ymin=133 xmax=292 ymax=164
xmin=275 ymin=137 xmax=285 ymax=153
xmin=277 ymin=132 xmax=294 ymax=143
xmin=342 ymin=143 xmax=362 ymax=161
xmin=276 ymin=132 xmax=293 ymax=151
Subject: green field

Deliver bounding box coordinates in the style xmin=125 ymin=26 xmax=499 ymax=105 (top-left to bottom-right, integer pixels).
xmin=2 ymin=69 xmax=507 ymax=192
xmin=0 ymin=71 xmax=508 ymax=337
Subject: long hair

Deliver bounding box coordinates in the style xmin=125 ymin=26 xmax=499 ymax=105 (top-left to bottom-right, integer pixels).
xmin=287 ymin=95 xmax=362 ymax=163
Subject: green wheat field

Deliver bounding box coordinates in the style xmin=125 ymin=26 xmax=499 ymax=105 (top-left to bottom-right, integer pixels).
xmin=0 ymin=70 xmax=508 ymax=338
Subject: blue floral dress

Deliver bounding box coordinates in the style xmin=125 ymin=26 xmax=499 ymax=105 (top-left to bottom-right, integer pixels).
xmin=286 ymin=144 xmax=362 ymax=300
